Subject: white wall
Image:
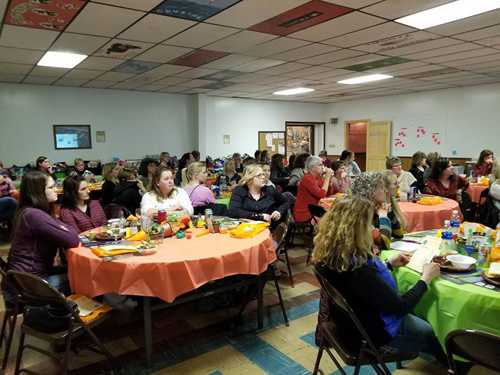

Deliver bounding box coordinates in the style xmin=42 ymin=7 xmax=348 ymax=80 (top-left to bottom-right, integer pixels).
xmin=0 ymin=83 xmax=195 ymax=166
xmin=204 ymin=96 xmax=326 ymax=158
xmin=325 ymin=82 xmax=500 ymax=158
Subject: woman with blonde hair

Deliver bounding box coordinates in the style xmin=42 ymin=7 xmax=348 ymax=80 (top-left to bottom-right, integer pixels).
xmin=423 ymin=152 xmax=441 ymax=184
xmin=141 ymin=167 xmax=193 ymax=217
xmin=215 ymin=158 xmax=241 ymax=187
xmin=313 ymin=195 xmax=446 ymax=366
xmin=381 ymin=170 xmax=407 ymax=237
xmin=229 ymin=164 xmax=289 ymax=227
xmin=101 ymin=162 xmax=121 ymax=207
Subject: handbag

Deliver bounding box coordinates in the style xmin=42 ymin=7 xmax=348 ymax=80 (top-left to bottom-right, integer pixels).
xmin=24 ymin=299 xmax=80 ymax=333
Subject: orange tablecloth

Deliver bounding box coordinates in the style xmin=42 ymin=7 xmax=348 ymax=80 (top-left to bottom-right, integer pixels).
xmin=67 ymin=227 xmax=276 ymax=303
xmin=205 ymin=178 xmax=217 ymax=188
xmin=468 ymin=184 xmax=488 ymax=204
xmin=399 ymin=200 xmax=461 ymax=232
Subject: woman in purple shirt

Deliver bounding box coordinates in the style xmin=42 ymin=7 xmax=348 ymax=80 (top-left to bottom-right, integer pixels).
xmin=2 ymin=172 xmax=79 ymax=303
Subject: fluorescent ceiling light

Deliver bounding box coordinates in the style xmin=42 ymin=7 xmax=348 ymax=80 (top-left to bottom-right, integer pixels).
xmin=37 ymin=51 xmax=87 ymax=69
xmin=396 ymin=0 xmax=500 ymax=29
xmin=338 ymin=74 xmax=393 ymax=85
xmin=273 ymin=87 xmax=315 ymax=96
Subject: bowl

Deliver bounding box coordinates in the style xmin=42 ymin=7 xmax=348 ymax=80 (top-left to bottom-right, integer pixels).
xmin=447 ymin=255 xmax=477 ymax=269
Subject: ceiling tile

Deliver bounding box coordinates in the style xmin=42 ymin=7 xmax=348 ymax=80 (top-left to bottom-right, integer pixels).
xmin=231 ymin=59 xmax=286 ymax=73
xmin=117 ymin=14 xmax=195 ymax=43
xmin=256 ymin=62 xmax=311 ymax=75
xmin=0 ymin=25 xmax=59 ymax=50
xmin=75 ymin=56 xmax=124 ymax=70
xmin=125 ymin=74 xmax=164 ymax=84
xmin=134 ymin=84 xmax=166 ymax=92
xmin=281 ymin=65 xmax=333 ymax=78
xmin=50 ymin=33 xmax=110 ymax=55
xmin=95 ymin=72 xmax=137 ymax=81
xmin=154 ymin=76 xmax=191 ymax=85
xmin=201 ymin=54 xmax=259 ymax=70
xmin=30 ymin=66 xmax=70 ymax=77
xmin=82 ymin=80 xmax=116 ymax=88
xmin=63 ymin=69 xmax=104 ymax=80
xmin=442 ymin=53 xmax=500 ymax=67
xmin=304 ymin=68 xmax=353 ymax=80
xmin=90 ymin=0 xmax=164 ymax=11
xmin=269 ymin=43 xmax=340 ymax=61
xmin=322 ymin=22 xmax=416 ymax=48
xmin=176 ymin=79 xmax=213 ymax=88
xmin=239 ymin=37 xmax=311 ymax=58
xmin=325 ymin=54 xmax=386 ymax=68
xmin=453 ymin=25 xmax=500 ymax=42
xmin=158 ymin=86 xmax=190 ymax=93
xmin=362 ymin=0 xmax=454 ymax=20
xmin=145 ymin=63 xmax=192 ymax=76
xmin=111 ymin=60 xmax=162 ymax=74
xmin=298 ymin=49 xmax=365 ymax=65
xmin=366 ymin=61 xmax=431 ymax=74
xmin=288 ymin=12 xmax=386 ymax=42
xmin=245 ymin=76 xmax=290 ymax=85
xmin=422 ymin=48 xmax=498 ymax=64
xmin=23 ymin=76 xmax=58 ymax=85
xmin=352 ymin=31 xmax=441 ymax=53
xmin=181 ymin=88 xmax=212 ymax=94
xmin=402 ymin=43 xmax=482 ymax=60
xmin=152 ymin=0 xmax=242 ymax=22
xmin=0 ymin=62 xmax=33 ymax=75
xmin=0 ymin=74 xmax=24 ymax=83
xmin=226 ymin=73 xmax=268 ymax=83
xmin=427 ymin=9 xmax=500 ymax=36
xmin=163 ymin=24 xmax=240 ymax=49
xmin=459 ymin=60 xmax=500 ymax=71
xmin=54 ymin=78 xmax=89 ymax=87
xmin=169 ymin=49 xmax=229 ymax=67
xmin=0 ymin=0 xmax=7 ymax=23
xmin=207 ymin=0 xmax=309 ymax=29
xmin=204 ymin=31 xmax=278 ymax=53
xmin=109 ymin=81 xmax=145 ymax=90
xmin=93 ymin=39 xmax=155 ymax=59
xmin=66 ymin=3 xmax=145 ymax=37
xmin=381 ymin=37 xmax=462 ymax=56
xmin=133 ymin=45 xmax=192 ymax=63
xmin=0 ymin=47 xmax=43 ymax=64
xmin=175 ymin=68 xmax=220 ymax=79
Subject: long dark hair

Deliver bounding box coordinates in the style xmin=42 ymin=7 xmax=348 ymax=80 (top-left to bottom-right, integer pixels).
xmin=271 ymin=153 xmax=284 ymax=171
xmin=332 ymin=160 xmax=344 ymax=172
xmin=293 ymin=153 xmax=309 ymax=169
xmin=260 ymin=150 xmax=269 ymax=162
xmin=339 ymin=150 xmax=354 ymax=161
xmin=13 ymin=171 xmax=55 ymax=230
xmin=178 ymin=153 xmax=192 ymax=170
xmin=61 ymin=175 xmax=87 ymax=210
xmin=35 ymin=156 xmax=48 ymax=171
xmin=475 ymin=149 xmax=493 ymax=168
xmin=138 ymin=158 xmax=155 ymax=178
xmin=430 ymin=157 xmax=453 ymax=180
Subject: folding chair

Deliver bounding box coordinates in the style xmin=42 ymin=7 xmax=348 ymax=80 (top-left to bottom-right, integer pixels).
xmin=445 ymin=329 xmax=500 ymax=374
xmin=7 ymin=271 xmax=118 ymax=375
xmin=312 ymin=269 xmax=417 ymax=375
xmin=306 ymin=204 xmax=327 ymax=265
xmin=277 ymin=213 xmax=294 ymax=287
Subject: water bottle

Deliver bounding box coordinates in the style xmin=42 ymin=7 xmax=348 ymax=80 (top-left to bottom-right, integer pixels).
xmin=221 ymin=178 xmax=227 ymax=192
xmin=470 ymin=170 xmax=475 ymax=183
xmin=450 ymin=210 xmax=460 ymax=241
xmin=441 ymin=220 xmax=455 ymax=253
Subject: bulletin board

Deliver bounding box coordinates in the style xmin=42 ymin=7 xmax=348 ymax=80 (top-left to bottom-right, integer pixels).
xmin=392 ymin=114 xmax=447 ymax=156
xmin=258 ymin=131 xmax=286 ymax=156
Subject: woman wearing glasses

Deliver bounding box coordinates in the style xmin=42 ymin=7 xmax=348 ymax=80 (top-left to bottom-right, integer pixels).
xmin=229 ymin=164 xmax=289 ymax=228
xmin=386 ymin=156 xmax=417 ymax=193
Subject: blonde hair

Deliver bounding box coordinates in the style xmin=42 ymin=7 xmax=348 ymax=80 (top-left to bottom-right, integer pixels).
xmin=490 ymin=157 xmax=500 ymax=187
xmin=312 ymin=195 xmax=375 ymax=272
xmin=411 ymin=151 xmax=426 ymax=168
xmin=239 ymin=164 xmax=262 ymax=186
xmin=160 ymin=152 xmax=169 ymax=161
xmin=426 ymin=152 xmax=441 ymax=167
xmin=74 ymin=158 xmax=84 ymax=166
xmin=222 ymin=158 xmax=235 ymax=176
xmin=118 ymin=168 xmax=136 ymax=181
xmin=186 ymin=162 xmax=206 ymax=183
xmin=381 ymin=170 xmax=407 ymax=232
xmin=102 ymin=162 xmax=117 ymax=181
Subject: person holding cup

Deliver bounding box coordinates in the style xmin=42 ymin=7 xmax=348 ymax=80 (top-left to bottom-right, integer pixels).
xmin=473 ymin=149 xmax=494 ymax=177
xmin=215 ymin=158 xmax=241 ymax=187
xmin=330 ymin=160 xmax=352 ymax=194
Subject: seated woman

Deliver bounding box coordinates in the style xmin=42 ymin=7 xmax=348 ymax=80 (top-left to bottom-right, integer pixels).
xmin=351 ymin=171 xmax=393 ymax=251
xmin=479 ymin=157 xmax=500 ymax=228
xmin=0 ymin=162 xmax=17 ymax=229
xmin=229 ymin=164 xmax=289 ymax=227
xmin=233 ymin=153 xmax=243 ymax=173
xmin=1 ymin=172 xmax=79 ymax=302
xmin=242 ymin=157 xmax=256 ymax=170
xmin=70 ymin=158 xmax=95 ymax=181
xmin=319 ymin=150 xmax=331 ymax=168
xmin=427 ymin=158 xmax=473 ymax=220
xmin=293 ymin=156 xmax=333 ymax=223
xmin=423 ymin=152 xmax=441 ymax=184
xmin=184 ymin=162 xmax=228 ymax=215
xmin=331 ymin=160 xmax=352 ymax=194
xmin=339 ymin=150 xmax=361 ymax=177
xmin=270 ymin=153 xmax=289 ymax=189
xmin=60 ymin=175 xmax=107 ymax=233
xmin=260 ymin=150 xmax=271 ymax=164
xmin=473 ymin=149 xmax=494 ymax=177
xmin=386 ymin=156 xmax=417 ymax=193
xmin=35 ymin=155 xmax=54 ymax=177
xmin=113 ymin=168 xmax=146 ymax=215
xmin=174 ymin=152 xmax=195 ymax=187
xmin=142 ymin=167 xmax=193 ymax=217
xmin=261 ymin=162 xmax=275 ymax=188
xmin=159 ymin=152 xmax=174 ymax=168
xmin=138 ymin=158 xmax=156 ymax=189
xmin=101 ymin=162 xmax=120 ymax=207
xmin=288 ymin=153 xmax=309 ymax=187
xmin=409 ymin=151 xmax=427 ymax=193
xmin=313 ymin=195 xmax=446 ymax=367
xmin=381 ymin=170 xmax=407 ymax=239
xmin=215 ymin=158 xmax=241 ymax=187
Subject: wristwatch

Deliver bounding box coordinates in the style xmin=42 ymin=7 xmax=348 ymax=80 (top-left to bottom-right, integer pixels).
xmin=384 ymin=259 xmax=394 ymax=271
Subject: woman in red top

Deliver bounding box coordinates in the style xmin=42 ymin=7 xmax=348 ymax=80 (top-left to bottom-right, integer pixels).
xmin=293 ymin=156 xmax=333 ymax=222
xmin=473 ymin=149 xmax=494 ymax=177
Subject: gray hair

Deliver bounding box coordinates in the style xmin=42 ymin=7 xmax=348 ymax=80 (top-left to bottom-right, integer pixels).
xmin=351 ymin=171 xmax=383 ymax=200
xmin=386 ymin=156 xmax=401 ymax=169
xmin=306 ymin=156 xmax=323 ymax=171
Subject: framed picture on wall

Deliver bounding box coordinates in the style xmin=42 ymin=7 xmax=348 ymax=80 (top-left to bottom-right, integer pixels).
xmin=53 ymin=125 xmax=92 ymax=150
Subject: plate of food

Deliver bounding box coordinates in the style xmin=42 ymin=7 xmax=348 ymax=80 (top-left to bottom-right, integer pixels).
xmin=95 ymin=232 xmax=125 ymax=241
xmin=134 ymin=241 xmax=158 ymax=250
xmin=482 ymin=263 xmax=500 ymax=286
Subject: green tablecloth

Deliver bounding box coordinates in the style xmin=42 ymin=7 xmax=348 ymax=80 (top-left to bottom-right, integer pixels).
xmin=216 ymin=197 xmax=230 ymax=207
xmin=383 ymin=250 xmax=500 ymax=347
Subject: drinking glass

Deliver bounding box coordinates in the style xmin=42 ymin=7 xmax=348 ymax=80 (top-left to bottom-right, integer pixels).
xmin=111 ymin=224 xmax=121 ymax=242
xmin=135 ymin=208 xmax=142 ymax=218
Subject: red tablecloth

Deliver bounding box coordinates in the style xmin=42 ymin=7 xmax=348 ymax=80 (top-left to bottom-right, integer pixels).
xmin=467 ymin=184 xmax=488 ymax=204
xmin=67 ymin=227 xmax=276 ymax=303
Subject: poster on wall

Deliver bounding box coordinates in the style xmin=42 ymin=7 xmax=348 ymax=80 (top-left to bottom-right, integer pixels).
xmin=392 ymin=115 xmax=446 ymax=157
xmin=53 ymin=125 xmax=92 ymax=150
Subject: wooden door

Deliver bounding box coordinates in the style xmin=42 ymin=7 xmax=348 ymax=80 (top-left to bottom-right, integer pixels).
xmin=366 ymin=121 xmax=391 ymax=171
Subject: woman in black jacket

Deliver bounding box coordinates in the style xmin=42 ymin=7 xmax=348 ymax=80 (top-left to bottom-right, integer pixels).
xmin=270 ymin=153 xmax=289 ymax=189
xmin=112 ymin=168 xmax=146 ymax=214
xmin=408 ymin=151 xmax=427 ymax=193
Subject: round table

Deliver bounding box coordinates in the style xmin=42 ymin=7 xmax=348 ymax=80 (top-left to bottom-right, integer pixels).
xmin=67 ymin=227 xmax=276 ymax=303
xmin=468 ymin=184 xmax=488 ymax=204
xmin=399 ymin=200 xmax=461 ymax=232
xmin=383 ymin=250 xmax=500 ymax=347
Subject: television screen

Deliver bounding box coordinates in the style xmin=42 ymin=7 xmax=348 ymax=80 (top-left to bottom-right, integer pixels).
xmin=53 ymin=125 xmax=91 ymax=150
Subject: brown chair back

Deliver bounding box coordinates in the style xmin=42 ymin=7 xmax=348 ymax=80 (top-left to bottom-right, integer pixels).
xmin=272 ymin=223 xmax=288 ymax=253
xmin=445 ymin=329 xmax=500 ymax=373
xmin=308 ymin=204 xmax=327 ymax=220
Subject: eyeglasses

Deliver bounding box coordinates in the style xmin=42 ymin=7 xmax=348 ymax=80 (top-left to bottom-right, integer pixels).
xmin=254 ymin=174 xmax=266 ymax=179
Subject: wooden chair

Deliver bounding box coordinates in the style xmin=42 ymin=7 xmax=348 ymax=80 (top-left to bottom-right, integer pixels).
xmin=0 ymin=258 xmax=24 ymax=371
xmin=312 ymin=269 xmax=417 ymax=375
xmin=305 ymin=204 xmax=327 ymax=265
xmin=7 ymin=271 xmax=118 ymax=375
xmin=445 ymin=329 xmax=500 ymax=374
